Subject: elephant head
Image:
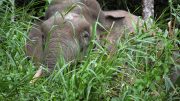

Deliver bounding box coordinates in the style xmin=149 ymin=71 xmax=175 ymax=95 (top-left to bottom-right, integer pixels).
xmin=27 ymin=13 xmax=91 ymax=82
xmin=42 ymin=13 xmax=91 ymax=68
xmin=26 ymin=0 xmax=105 ymax=82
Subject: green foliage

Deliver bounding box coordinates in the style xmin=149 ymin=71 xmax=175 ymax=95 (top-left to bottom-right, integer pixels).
xmin=0 ymin=1 xmax=179 ymax=101
xmin=97 ymin=0 xmax=142 ymax=16
xmin=169 ymin=0 xmax=180 ymax=27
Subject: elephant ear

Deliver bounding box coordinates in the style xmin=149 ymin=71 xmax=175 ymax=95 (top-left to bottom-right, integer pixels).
xmin=103 ymin=10 xmax=126 ymax=19
xmin=104 ymin=10 xmax=142 ymax=33
xmin=26 ymin=22 xmax=44 ymax=66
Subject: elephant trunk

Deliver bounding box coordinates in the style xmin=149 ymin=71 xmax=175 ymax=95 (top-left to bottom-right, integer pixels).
xmin=44 ymin=32 xmax=80 ymax=71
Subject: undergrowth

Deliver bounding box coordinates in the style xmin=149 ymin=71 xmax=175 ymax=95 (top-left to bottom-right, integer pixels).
xmin=0 ymin=0 xmax=179 ymax=101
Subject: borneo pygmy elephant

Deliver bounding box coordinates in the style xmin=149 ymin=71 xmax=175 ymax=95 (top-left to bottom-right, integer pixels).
xmin=26 ymin=0 xmax=103 ymax=82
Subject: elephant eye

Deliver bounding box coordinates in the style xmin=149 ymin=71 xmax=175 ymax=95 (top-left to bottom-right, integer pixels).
xmin=82 ymin=31 xmax=90 ymax=38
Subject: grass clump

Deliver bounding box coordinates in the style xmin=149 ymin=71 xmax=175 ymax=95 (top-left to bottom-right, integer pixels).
xmin=0 ymin=1 xmax=179 ymax=101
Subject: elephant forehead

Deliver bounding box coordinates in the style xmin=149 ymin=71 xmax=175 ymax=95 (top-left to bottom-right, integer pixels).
xmin=64 ymin=13 xmax=90 ymax=31
xmin=64 ymin=13 xmax=88 ymax=24
xmin=42 ymin=12 xmax=90 ymax=37
xmin=43 ymin=12 xmax=88 ymax=27
xmin=65 ymin=13 xmax=80 ymax=20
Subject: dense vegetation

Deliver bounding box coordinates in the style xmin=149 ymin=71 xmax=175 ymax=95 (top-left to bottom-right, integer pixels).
xmin=0 ymin=0 xmax=179 ymax=100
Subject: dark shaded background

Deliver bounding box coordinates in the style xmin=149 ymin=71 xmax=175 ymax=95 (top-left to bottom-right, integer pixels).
xmin=13 ymin=0 xmax=179 ymax=28
xmin=97 ymin=0 xmax=169 ymax=17
xmin=14 ymin=0 xmax=170 ymax=18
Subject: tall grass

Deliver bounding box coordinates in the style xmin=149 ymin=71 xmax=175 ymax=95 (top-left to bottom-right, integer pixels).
xmin=0 ymin=1 xmax=179 ymax=101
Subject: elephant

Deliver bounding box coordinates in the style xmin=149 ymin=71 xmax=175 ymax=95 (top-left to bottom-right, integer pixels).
xmin=26 ymin=0 xmax=104 ymax=82
xmin=26 ymin=13 xmax=92 ymax=82
xmin=26 ymin=0 xmax=145 ymax=82
xmin=29 ymin=0 xmax=178 ymax=84
xmin=26 ymin=0 xmax=179 ymax=85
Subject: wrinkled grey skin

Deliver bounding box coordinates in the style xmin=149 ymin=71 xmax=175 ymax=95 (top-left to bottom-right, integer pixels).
xmin=26 ymin=21 xmax=44 ymax=66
